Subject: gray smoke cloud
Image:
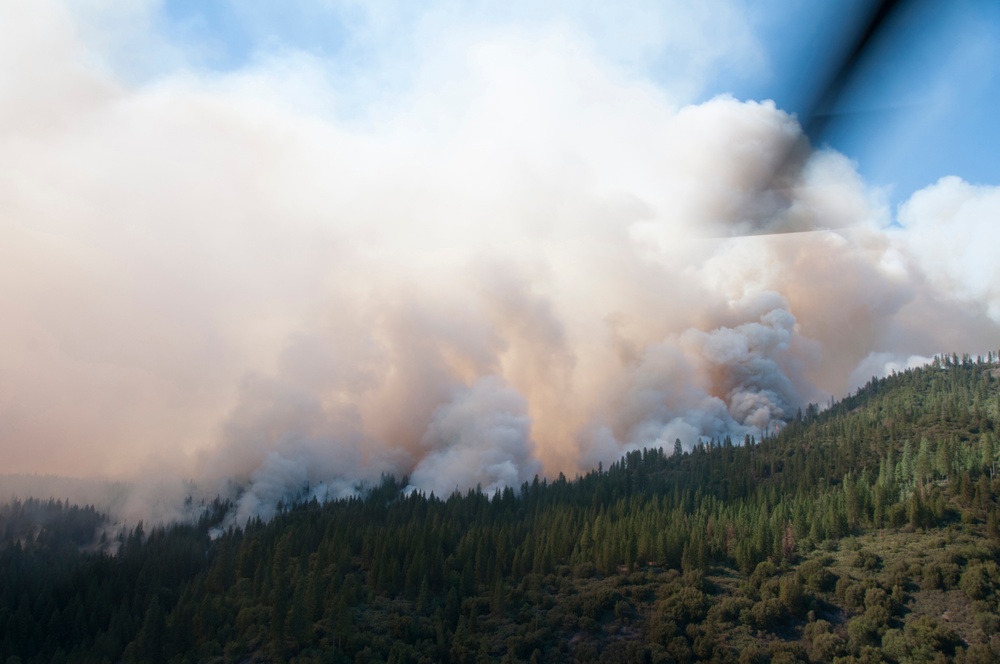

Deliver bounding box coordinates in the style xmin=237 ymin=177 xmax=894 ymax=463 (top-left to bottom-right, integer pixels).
xmin=408 ymin=376 xmax=541 ymax=497
xmin=2 ymin=1 xmax=999 ymax=523
xmin=580 ymin=294 xmax=805 ymax=468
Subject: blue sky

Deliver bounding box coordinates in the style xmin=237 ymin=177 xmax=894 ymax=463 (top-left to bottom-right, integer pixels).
xmin=724 ymin=0 xmax=1000 ymax=208
xmin=156 ymin=0 xmax=1000 ymax=208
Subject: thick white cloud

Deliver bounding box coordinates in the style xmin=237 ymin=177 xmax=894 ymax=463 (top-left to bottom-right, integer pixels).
xmin=896 ymin=176 xmax=1000 ymax=323
xmin=1 ymin=1 xmax=998 ymax=522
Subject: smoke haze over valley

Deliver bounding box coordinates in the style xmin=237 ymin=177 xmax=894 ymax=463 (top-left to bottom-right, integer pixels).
xmin=2 ymin=1 xmax=999 ymax=523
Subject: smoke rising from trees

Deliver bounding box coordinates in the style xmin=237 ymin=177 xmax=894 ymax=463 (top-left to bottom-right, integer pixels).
xmin=2 ymin=1 xmax=998 ymax=522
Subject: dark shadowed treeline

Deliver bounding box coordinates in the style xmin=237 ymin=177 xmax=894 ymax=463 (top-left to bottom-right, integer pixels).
xmin=2 ymin=353 xmax=1000 ymax=663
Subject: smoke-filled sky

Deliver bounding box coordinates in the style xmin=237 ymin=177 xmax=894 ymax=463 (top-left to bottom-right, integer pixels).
xmin=2 ymin=1 xmax=999 ymax=517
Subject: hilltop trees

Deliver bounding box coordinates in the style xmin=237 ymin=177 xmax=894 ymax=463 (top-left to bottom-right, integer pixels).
xmin=0 ymin=355 xmax=998 ymax=662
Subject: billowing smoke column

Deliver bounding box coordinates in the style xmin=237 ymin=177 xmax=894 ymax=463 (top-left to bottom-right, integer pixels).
xmin=408 ymin=376 xmax=541 ymax=497
xmin=580 ymin=295 xmax=804 ymax=468
xmin=2 ymin=1 xmax=999 ymax=523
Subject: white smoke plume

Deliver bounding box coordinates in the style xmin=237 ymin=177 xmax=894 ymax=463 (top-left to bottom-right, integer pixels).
xmin=1 ymin=1 xmax=998 ymax=522
xmin=408 ymin=376 xmax=541 ymax=497
xmin=895 ymin=176 xmax=1000 ymax=323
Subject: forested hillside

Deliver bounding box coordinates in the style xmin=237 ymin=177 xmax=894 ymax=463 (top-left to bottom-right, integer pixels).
xmin=2 ymin=354 xmax=999 ymax=663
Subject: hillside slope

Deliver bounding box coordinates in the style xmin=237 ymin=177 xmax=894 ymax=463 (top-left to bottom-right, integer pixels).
xmin=1 ymin=354 xmax=999 ymax=663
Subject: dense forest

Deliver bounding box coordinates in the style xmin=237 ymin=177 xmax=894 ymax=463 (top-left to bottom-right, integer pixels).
xmin=2 ymin=353 xmax=1000 ymax=663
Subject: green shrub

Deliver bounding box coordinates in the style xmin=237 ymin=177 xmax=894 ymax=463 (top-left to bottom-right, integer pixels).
xmin=921 ymin=563 xmax=943 ymax=590
xmin=852 ymin=549 xmax=881 ymax=571
xmin=657 ymin=586 xmax=707 ymax=626
xmin=798 ymin=557 xmax=837 ymax=593
xmin=881 ymin=615 xmax=960 ymax=662
xmin=974 ymin=611 xmax=1000 ymax=635
xmin=749 ymin=560 xmax=778 ymax=591
xmin=961 ymin=643 xmax=999 ymax=664
xmin=737 ymin=643 xmax=769 ymax=664
xmin=779 ymin=575 xmax=807 ymax=615
xmin=836 ymin=578 xmax=867 ymax=611
xmin=960 ymin=563 xmax=991 ymax=601
xmin=613 ymin=599 xmax=631 ymax=622
xmin=748 ymin=598 xmax=785 ymax=631
xmin=863 ymin=587 xmax=893 ymax=626
xmin=664 ymin=635 xmax=692 ymax=662
xmin=708 ymin=595 xmax=753 ymax=624
xmin=809 ymin=631 xmax=846 ymax=662
xmin=884 ymin=560 xmax=910 ymax=590
xmin=879 ymin=628 xmax=907 ymax=662
xmin=942 ymin=565 xmax=961 ymax=590
xmin=768 ymin=641 xmax=808 ymax=663
xmin=847 ymin=615 xmax=882 ymax=649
